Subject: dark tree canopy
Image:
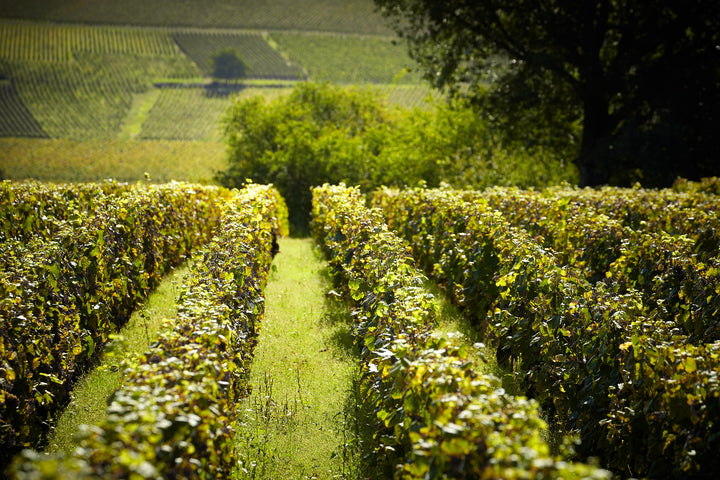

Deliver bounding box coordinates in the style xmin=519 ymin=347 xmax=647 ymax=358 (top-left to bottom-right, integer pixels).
xmin=210 ymin=48 xmax=248 ymax=81
xmin=375 ymin=0 xmax=720 ymax=186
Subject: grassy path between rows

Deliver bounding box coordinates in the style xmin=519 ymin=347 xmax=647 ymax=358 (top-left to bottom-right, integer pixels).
xmin=46 ymin=263 xmax=189 ymax=453
xmin=44 ymin=236 xmax=513 ymax=478
xmin=233 ymin=237 xmax=359 ymax=480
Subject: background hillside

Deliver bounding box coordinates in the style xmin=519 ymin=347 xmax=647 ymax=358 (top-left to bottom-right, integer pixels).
xmin=0 ymin=0 xmax=393 ymax=34
xmin=0 ymin=0 xmax=434 ymax=182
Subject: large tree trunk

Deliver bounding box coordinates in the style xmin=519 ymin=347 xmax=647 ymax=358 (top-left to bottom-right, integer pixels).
xmin=576 ymin=88 xmax=614 ymax=187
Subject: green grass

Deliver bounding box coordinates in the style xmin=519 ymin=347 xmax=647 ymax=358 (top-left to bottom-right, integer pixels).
xmin=234 ymin=237 xmax=361 ymax=479
xmin=118 ymin=88 xmax=162 ymax=140
xmin=46 ymin=264 xmax=189 ymax=453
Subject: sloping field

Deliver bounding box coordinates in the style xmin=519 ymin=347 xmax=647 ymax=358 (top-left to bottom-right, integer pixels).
xmin=0 ymin=0 xmax=391 ymax=34
xmin=0 ymin=22 xmax=178 ymax=61
xmin=138 ymin=88 xmax=230 ymax=141
xmin=270 ymin=32 xmax=421 ymax=84
xmin=173 ymin=31 xmax=303 ymax=79
xmin=138 ymin=86 xmax=292 ymax=141
xmin=0 ymin=80 xmax=47 ymax=138
xmin=0 ymin=19 xmax=428 ymax=141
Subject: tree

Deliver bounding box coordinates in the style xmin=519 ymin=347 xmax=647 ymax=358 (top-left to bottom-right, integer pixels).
xmin=374 ymin=0 xmax=720 ymax=186
xmin=210 ymin=48 xmax=248 ymax=81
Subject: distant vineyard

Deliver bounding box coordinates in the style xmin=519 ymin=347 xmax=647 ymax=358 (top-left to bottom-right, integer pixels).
xmin=0 ymin=80 xmax=46 ymax=138
xmin=0 ymin=0 xmax=391 ymax=35
xmin=173 ymin=31 xmax=303 ymax=79
xmin=0 ymin=22 xmax=178 ymax=62
xmin=138 ymin=88 xmax=228 ymax=141
xmin=0 ymin=22 xmax=201 ymax=139
xmin=0 ymin=18 xmax=430 ymax=142
xmin=0 ymin=50 xmax=198 ymax=139
xmin=270 ymin=32 xmax=422 ymax=84
xmin=139 ymin=86 xmax=291 ymax=141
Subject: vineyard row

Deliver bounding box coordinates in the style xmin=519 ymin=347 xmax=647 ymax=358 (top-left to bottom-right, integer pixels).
xmin=0 ymin=180 xmax=228 ymax=468
xmin=372 ymin=186 xmax=720 ymax=478
xmin=6 ymin=183 xmax=288 ymax=477
xmin=311 ymin=184 xmax=609 ymax=479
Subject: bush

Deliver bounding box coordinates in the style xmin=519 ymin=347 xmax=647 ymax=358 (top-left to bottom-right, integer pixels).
xmin=216 ymin=82 xmax=578 ymax=234
xmin=210 ymin=48 xmax=247 ymax=81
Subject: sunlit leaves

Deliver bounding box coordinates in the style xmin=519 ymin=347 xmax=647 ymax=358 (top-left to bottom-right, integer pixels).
xmin=0 ymin=181 xmax=226 ymax=466
xmin=373 ymin=184 xmax=720 ymax=478
xmin=312 ymin=184 xmax=607 ymax=479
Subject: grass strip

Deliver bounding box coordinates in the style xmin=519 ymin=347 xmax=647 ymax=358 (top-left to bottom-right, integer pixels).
xmin=45 ymin=263 xmax=188 ymax=453
xmin=234 ymin=237 xmax=359 ymax=479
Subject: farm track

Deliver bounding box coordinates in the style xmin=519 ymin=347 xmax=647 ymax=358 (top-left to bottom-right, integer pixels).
xmin=234 ymin=237 xmax=358 ymax=479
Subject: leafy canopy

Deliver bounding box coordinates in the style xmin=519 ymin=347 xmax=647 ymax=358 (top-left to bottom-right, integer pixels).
xmin=216 ymin=82 xmax=575 ymax=234
xmin=375 ymin=0 xmax=720 ymax=186
xmin=210 ymin=48 xmax=248 ymax=80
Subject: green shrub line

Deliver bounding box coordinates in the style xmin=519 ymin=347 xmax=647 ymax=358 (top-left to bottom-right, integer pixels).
xmin=372 ymin=186 xmax=720 ymax=478
xmin=312 ymin=184 xmax=609 ymax=479
xmin=531 ymin=184 xmax=720 ymax=238
xmin=7 ymin=183 xmax=289 ymax=478
xmin=0 ymin=181 xmax=226 ymax=470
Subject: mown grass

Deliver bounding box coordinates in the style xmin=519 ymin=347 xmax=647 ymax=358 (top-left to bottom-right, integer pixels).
xmin=234 ymin=237 xmax=362 ymax=479
xmin=46 ymin=264 xmax=189 ymax=453
xmin=0 ymin=138 xmax=226 ymax=183
xmin=118 ymin=88 xmax=162 ymax=140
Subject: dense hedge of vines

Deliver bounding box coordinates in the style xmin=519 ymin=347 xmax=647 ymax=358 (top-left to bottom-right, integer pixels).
xmin=0 ymin=181 xmax=227 ymax=466
xmin=8 ymin=183 xmax=288 ymax=478
xmin=373 ymin=186 xmax=720 ymax=478
xmin=312 ymin=184 xmax=608 ymax=479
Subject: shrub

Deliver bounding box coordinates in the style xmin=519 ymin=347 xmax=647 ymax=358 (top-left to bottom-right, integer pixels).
xmin=216 ymin=82 xmax=578 ymax=234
